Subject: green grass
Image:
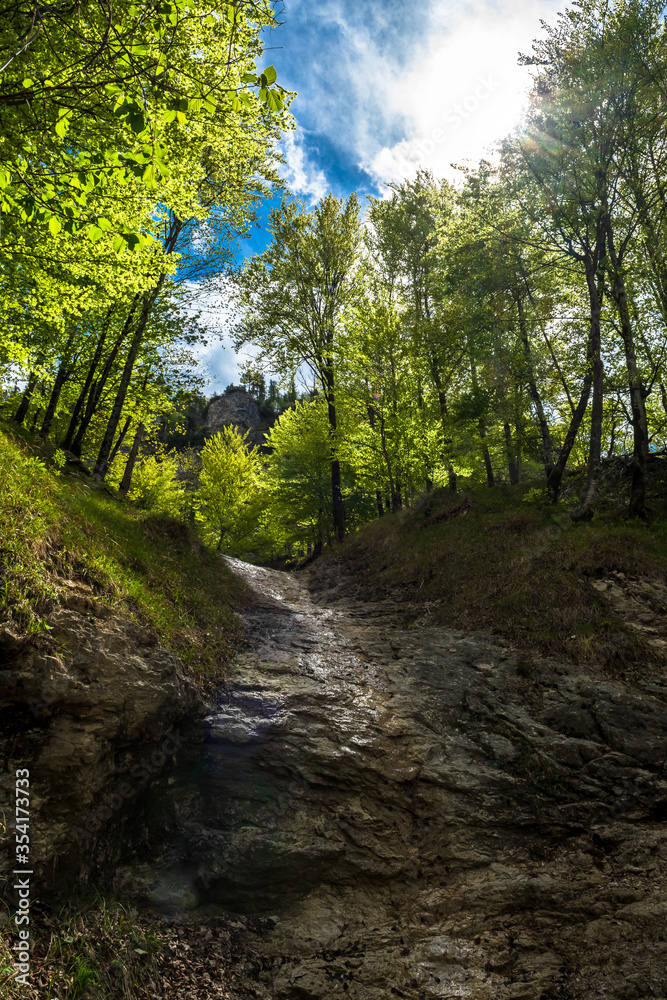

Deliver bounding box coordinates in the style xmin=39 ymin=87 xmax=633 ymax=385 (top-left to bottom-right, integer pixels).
xmin=325 ymin=478 xmax=667 ymax=672
xmin=0 ymin=423 xmax=250 ymax=686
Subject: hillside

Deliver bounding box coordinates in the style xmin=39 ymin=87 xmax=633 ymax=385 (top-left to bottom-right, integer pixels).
xmin=312 ymin=465 xmax=667 ymax=677
xmin=0 ymin=423 xmax=249 ymax=683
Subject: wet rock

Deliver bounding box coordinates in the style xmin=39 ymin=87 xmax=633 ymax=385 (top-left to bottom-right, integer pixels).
xmin=0 ymin=604 xmax=201 ymax=889
xmin=119 ymin=558 xmax=667 ymax=1000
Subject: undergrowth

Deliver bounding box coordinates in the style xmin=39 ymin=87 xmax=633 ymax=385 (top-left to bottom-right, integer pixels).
xmin=0 ymin=897 xmax=162 ymax=999
xmin=0 ymin=424 xmax=249 ymax=686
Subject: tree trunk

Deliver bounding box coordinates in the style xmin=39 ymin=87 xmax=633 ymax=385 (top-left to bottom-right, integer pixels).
xmin=504 ymin=422 xmax=520 ymax=484
xmin=378 ymin=412 xmax=400 ymax=511
xmin=69 ymin=297 xmax=140 ymax=456
xmin=14 ymin=369 xmax=40 ymax=425
xmin=515 ymin=291 xmax=554 ymax=474
xmin=109 ymin=416 xmax=132 ymax=469
xmin=119 ymin=422 xmax=145 ymax=494
xmin=605 ymin=218 xmax=649 ymax=519
xmin=94 ymin=281 xmax=164 ymax=480
xmin=546 ymin=342 xmax=594 ymax=502
xmin=62 ymin=306 xmax=116 ymax=452
xmin=432 ymin=370 xmax=457 ymax=492
xmin=572 ymin=257 xmax=605 ymax=521
xmin=322 ymin=354 xmax=345 ymax=542
xmin=40 ymin=330 xmax=76 ymax=439
xmin=29 ymin=406 xmax=43 ymax=433
xmin=481 ymin=426 xmax=495 ymax=487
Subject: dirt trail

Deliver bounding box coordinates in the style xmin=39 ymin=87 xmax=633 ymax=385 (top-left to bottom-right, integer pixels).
xmin=120 ymin=558 xmax=667 ymax=1000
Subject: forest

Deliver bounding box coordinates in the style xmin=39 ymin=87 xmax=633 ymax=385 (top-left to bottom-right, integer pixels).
xmin=2 ymin=0 xmax=667 ymax=558
xmin=3 ymin=4 xmax=667 ymax=999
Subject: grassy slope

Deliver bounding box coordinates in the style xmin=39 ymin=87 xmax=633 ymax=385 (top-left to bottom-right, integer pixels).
xmin=326 ymin=476 xmax=667 ymax=673
xmin=0 ymin=425 xmax=256 ymax=998
xmin=0 ymin=423 xmax=249 ymax=686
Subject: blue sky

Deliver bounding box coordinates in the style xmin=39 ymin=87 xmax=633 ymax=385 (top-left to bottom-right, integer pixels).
xmin=195 ymin=0 xmax=564 ymax=392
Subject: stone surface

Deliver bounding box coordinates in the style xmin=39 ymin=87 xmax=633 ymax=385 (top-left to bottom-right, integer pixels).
xmin=118 ymin=558 xmax=667 ymax=1000
xmin=0 ymin=584 xmax=201 ymax=889
xmin=206 ymin=388 xmax=268 ymax=449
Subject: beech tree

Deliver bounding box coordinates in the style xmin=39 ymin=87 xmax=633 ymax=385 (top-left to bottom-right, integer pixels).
xmin=232 ymin=193 xmax=363 ymax=541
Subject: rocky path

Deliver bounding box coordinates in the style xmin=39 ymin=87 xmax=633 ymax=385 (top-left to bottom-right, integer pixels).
xmin=124 ymin=559 xmax=667 ymax=1000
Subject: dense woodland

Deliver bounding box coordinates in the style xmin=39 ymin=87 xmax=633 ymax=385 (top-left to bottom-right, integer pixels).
xmin=3 ymin=0 xmax=667 ymax=558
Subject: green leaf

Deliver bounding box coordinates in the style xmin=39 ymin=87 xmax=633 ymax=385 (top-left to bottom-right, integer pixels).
xmin=97 ymin=217 xmax=112 ymax=231
xmin=88 ymin=225 xmax=104 ymax=241
xmin=113 ymin=234 xmax=126 ymax=253
xmin=48 ymin=216 xmax=61 ymax=236
xmin=262 ymin=65 xmax=277 ymax=85
xmin=266 ymin=90 xmax=283 ymax=112
xmin=163 ymin=108 xmax=177 ymax=123
xmin=143 ymin=163 xmax=157 ymax=187
xmin=22 ymin=78 xmax=34 ymax=88
xmin=128 ymin=111 xmax=147 ymax=133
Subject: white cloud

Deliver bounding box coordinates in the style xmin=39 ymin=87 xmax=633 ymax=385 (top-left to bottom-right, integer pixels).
xmin=280 ymin=128 xmax=329 ymax=202
xmin=281 ymin=0 xmax=563 ymax=188
xmin=363 ymin=0 xmax=563 ymax=185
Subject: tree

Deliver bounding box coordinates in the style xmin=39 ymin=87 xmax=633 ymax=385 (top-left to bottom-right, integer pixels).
xmin=232 ymin=192 xmax=363 ymax=541
xmin=0 ymin=0 xmax=289 ymax=241
xmin=264 ymin=398 xmax=334 ymax=553
xmin=196 ymin=427 xmax=260 ymax=550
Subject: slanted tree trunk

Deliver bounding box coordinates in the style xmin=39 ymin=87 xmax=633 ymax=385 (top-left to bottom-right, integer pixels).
xmin=62 ymin=305 xmax=116 ymax=452
xmin=40 ymin=330 xmax=76 ymax=439
xmin=14 ymin=367 xmax=41 ymax=425
xmin=108 ymin=416 xmax=132 ymax=469
xmin=546 ymin=341 xmax=594 ymax=502
xmin=119 ymin=422 xmax=145 ymax=495
xmin=94 ymin=279 xmax=164 ymax=480
xmin=68 ymin=296 xmax=140 ymax=456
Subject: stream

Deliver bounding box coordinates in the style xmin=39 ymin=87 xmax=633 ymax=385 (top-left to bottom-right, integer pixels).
xmin=117 ymin=558 xmax=667 ymax=1000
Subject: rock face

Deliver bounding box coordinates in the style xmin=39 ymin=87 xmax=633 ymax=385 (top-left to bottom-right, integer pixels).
xmin=0 ymin=580 xmax=201 ymax=891
xmin=119 ymin=559 xmax=667 ymax=1000
xmin=206 ymin=388 xmax=268 ymax=449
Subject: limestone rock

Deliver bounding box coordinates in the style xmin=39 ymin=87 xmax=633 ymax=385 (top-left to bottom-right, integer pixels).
xmin=0 ymin=602 xmax=202 ymax=890
xmin=120 ymin=557 xmax=667 ymax=1000
xmin=206 ymin=387 xmax=268 ymax=449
